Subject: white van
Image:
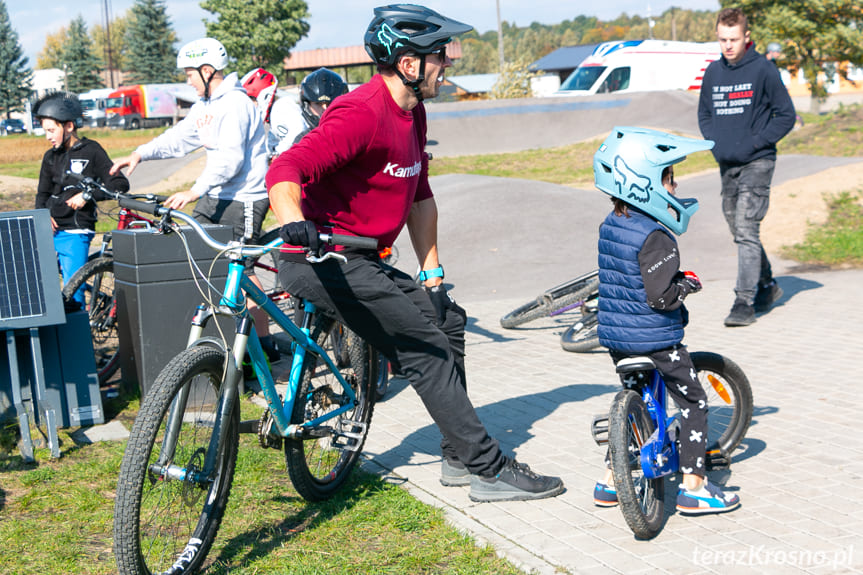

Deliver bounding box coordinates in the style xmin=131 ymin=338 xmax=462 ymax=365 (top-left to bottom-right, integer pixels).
xmin=79 ymin=88 xmax=115 ymax=127
xmin=553 ymin=40 xmax=720 ymax=96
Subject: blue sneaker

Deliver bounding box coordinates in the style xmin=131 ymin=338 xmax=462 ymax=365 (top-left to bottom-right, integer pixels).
xmin=676 ymin=479 xmax=740 ymax=515
xmin=593 ymin=482 xmax=618 ymax=507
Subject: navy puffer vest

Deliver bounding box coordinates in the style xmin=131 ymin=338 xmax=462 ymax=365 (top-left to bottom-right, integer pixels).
xmin=597 ymin=210 xmax=685 ymax=353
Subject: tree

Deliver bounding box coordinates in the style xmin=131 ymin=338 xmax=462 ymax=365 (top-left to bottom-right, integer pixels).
xmin=62 ymin=15 xmax=104 ymax=92
xmin=727 ymin=0 xmax=863 ymax=108
xmin=93 ymin=14 xmax=129 ymax=75
xmin=37 ymin=27 xmax=67 ymax=70
xmin=201 ymin=0 xmax=310 ymax=77
xmin=453 ymin=37 xmax=497 ymax=75
xmin=0 ymin=0 xmax=31 ymax=117
xmin=124 ymin=0 xmax=179 ymax=83
xmin=489 ymin=60 xmax=540 ymax=99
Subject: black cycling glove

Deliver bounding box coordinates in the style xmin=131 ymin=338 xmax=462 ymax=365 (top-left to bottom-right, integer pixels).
xmin=279 ymin=220 xmax=321 ymax=253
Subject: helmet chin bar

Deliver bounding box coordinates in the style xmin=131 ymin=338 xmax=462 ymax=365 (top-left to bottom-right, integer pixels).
xmin=395 ymin=54 xmax=428 ymax=102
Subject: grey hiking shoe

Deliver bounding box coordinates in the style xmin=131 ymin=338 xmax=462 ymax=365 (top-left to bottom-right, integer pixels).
xmin=724 ymin=299 xmax=756 ymax=327
xmin=754 ymin=281 xmax=783 ymax=312
xmin=469 ymin=458 xmax=564 ymax=502
xmin=440 ymin=458 xmax=471 ymax=487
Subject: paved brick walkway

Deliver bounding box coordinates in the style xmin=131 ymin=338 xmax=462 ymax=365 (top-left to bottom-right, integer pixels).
xmin=361 ymin=269 xmax=863 ymax=575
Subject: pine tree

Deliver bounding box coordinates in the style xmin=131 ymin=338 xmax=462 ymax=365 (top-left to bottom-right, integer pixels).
xmin=124 ymin=0 xmax=179 ymax=84
xmin=62 ymin=15 xmax=104 ymax=92
xmin=201 ymin=0 xmax=310 ymax=76
xmin=0 ymin=0 xmax=32 ymax=117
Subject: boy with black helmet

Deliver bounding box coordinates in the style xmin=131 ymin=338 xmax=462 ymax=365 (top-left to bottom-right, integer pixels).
xmin=299 ymin=68 xmax=348 ymax=129
xmin=591 ymin=126 xmax=741 ymax=515
xmin=33 ymin=91 xmax=130 ymax=305
xmin=268 ymin=4 xmax=564 ymax=503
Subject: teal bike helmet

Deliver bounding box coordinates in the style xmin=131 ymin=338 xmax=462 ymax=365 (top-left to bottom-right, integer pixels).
xmin=593 ymin=127 xmax=714 ymax=235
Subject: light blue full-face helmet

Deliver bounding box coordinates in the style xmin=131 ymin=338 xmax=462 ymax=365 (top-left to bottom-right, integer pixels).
xmin=593 ymin=126 xmax=714 ymax=235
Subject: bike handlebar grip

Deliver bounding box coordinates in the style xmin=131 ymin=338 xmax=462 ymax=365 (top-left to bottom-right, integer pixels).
xmin=118 ymin=196 xmax=164 ymax=216
xmin=328 ymin=234 xmax=379 ymax=250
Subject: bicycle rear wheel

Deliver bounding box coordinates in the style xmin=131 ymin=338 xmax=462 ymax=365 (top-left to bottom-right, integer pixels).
xmin=608 ymin=389 xmax=664 ymax=540
xmin=62 ymin=256 xmax=120 ymax=385
xmin=500 ymin=270 xmax=599 ymax=329
xmin=691 ymin=351 xmax=753 ymax=454
xmin=285 ymin=316 xmax=375 ymax=501
xmin=114 ymin=346 xmax=239 ymax=575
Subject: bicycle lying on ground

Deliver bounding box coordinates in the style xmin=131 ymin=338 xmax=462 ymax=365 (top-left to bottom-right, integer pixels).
xmin=111 ymin=196 xmax=380 ymax=575
xmin=61 ymin=174 xmax=390 ymax=400
xmin=500 ymin=269 xmax=602 ymax=353
xmin=590 ymin=352 xmax=753 ymax=539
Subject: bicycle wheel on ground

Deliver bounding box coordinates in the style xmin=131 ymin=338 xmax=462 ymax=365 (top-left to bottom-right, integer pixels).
xmin=608 ymin=389 xmax=665 ymax=540
xmin=500 ymin=270 xmax=599 ymax=329
xmin=559 ymin=310 xmax=601 ymax=353
xmin=285 ymin=316 xmax=375 ymax=501
xmin=113 ymin=346 xmax=239 ymax=575
xmin=62 ymin=256 xmax=120 ymax=385
xmin=690 ymin=351 xmax=753 ymax=454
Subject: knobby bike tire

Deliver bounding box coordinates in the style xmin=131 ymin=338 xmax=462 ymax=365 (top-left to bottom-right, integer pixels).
xmin=500 ymin=271 xmax=599 ymax=329
xmin=690 ymin=351 xmax=753 ymax=454
xmin=285 ymin=315 xmax=375 ymax=501
xmin=61 ymin=256 xmax=120 ymax=385
xmin=330 ymin=315 xmax=389 ymax=402
xmin=608 ymin=389 xmax=665 ymax=540
xmin=559 ymin=310 xmax=601 ymax=353
xmin=113 ymin=346 xmax=239 ymax=575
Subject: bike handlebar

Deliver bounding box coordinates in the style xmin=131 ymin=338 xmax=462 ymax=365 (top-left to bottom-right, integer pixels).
xmin=64 ymin=171 xmax=169 ymax=204
xmin=116 ymin=195 xmax=379 ymax=257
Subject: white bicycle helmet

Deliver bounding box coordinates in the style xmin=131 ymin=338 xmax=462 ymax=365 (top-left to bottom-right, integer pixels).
xmin=177 ymin=38 xmax=229 ymax=71
xmin=593 ymin=127 xmax=714 ymax=235
xmin=256 ymin=84 xmax=279 ymax=124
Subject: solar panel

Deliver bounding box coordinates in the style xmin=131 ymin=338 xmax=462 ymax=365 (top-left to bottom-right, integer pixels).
xmin=0 ymin=210 xmax=65 ymax=329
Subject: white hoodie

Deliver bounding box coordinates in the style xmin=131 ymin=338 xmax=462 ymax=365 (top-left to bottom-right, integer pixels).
xmin=135 ymin=72 xmax=268 ymax=202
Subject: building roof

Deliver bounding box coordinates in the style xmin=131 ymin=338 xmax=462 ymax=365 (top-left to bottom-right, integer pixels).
xmin=529 ymin=43 xmax=600 ymax=72
xmin=446 ymin=74 xmax=499 ymax=94
xmin=283 ymin=41 xmax=464 ymax=72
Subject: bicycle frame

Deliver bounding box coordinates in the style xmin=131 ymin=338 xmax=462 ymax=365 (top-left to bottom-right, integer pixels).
xmin=627 ymin=371 xmax=679 ymax=480
xmin=153 ymin=237 xmax=362 ymax=484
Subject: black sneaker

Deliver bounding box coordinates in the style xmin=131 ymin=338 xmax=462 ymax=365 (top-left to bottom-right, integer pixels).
xmin=724 ymin=299 xmax=756 ymax=327
xmin=754 ymin=281 xmax=783 ymax=313
xmin=469 ymin=458 xmax=564 ymax=502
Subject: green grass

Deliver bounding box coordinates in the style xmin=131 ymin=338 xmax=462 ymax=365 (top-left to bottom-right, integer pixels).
xmin=781 ymin=190 xmax=863 ymax=267
xmin=0 ymin=392 xmax=523 ymax=575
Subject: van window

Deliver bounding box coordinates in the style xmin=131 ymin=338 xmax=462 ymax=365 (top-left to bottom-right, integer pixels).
xmin=560 ymin=66 xmax=606 ymax=91
xmin=597 ymin=67 xmax=631 ymax=94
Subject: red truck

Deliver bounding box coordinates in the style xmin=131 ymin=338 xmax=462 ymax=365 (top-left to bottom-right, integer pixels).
xmin=105 ymin=85 xmax=180 ymax=129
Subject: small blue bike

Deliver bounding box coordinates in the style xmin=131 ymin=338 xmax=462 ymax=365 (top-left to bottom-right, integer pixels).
xmin=112 ymin=197 xmax=380 ymax=574
xmin=591 ymin=351 xmax=753 ymax=539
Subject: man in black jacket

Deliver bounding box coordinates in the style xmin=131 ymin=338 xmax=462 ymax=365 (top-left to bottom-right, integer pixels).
xmin=698 ymin=8 xmax=796 ymax=327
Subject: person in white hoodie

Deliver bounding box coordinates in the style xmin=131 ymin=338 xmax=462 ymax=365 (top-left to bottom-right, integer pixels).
xmin=110 ymin=37 xmax=279 ymax=360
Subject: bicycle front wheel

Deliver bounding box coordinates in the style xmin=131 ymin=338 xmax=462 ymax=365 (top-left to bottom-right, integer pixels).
xmin=62 ymin=256 xmax=120 ymax=385
xmin=559 ymin=311 xmax=601 ymax=353
xmin=285 ymin=317 xmax=375 ymax=501
xmin=691 ymin=351 xmax=753 ymax=454
xmin=500 ymin=270 xmax=599 ymax=328
xmin=608 ymin=389 xmax=665 ymax=540
xmin=114 ymin=346 xmax=239 ymax=575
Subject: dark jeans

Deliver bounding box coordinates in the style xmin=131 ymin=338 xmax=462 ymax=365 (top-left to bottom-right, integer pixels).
xmin=611 ymin=346 xmax=708 ymax=476
xmin=278 ymin=252 xmax=505 ymax=477
xmin=719 ymin=158 xmax=776 ymax=305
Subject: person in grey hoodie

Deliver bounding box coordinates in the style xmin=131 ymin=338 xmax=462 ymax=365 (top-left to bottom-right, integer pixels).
xmin=698 ymin=8 xmax=796 ymax=327
xmin=110 ymin=37 xmax=278 ymax=359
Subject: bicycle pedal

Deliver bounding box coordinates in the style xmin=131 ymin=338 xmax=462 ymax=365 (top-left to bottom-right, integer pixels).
xmin=333 ymin=419 xmax=367 ymax=452
xmin=705 ymin=447 xmax=731 ymax=470
xmin=590 ymin=414 xmax=609 ymax=446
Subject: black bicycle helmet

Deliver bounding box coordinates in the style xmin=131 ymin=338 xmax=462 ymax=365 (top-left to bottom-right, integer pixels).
xmin=364 ymin=4 xmax=472 ymax=100
xmin=299 ymin=68 xmax=348 ymax=128
xmin=33 ymin=91 xmax=83 ymax=128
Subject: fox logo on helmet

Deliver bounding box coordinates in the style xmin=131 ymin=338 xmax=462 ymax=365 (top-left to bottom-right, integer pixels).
xmin=377 ymin=23 xmax=409 ymax=56
xmin=613 ymin=156 xmax=652 ymax=204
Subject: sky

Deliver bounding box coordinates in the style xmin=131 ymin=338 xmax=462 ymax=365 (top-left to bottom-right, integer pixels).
xmin=12 ymin=0 xmax=721 ymax=68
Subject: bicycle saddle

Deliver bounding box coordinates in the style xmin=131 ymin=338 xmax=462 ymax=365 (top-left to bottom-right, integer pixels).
xmin=615 ymin=356 xmax=656 ymax=374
